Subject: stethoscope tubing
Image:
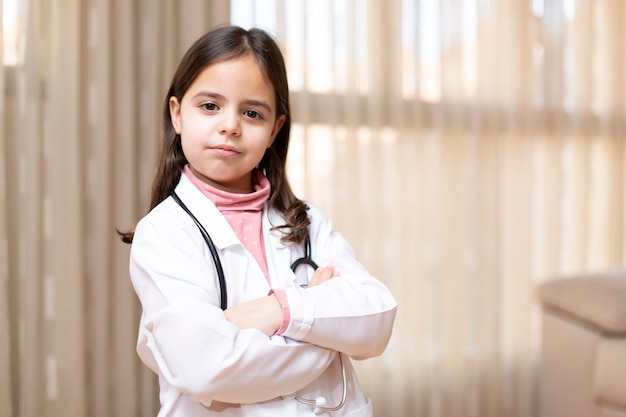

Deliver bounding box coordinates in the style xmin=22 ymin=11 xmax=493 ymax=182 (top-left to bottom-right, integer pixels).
xmin=172 ymin=191 xmax=227 ymax=309
xmin=294 ymin=352 xmax=348 ymax=414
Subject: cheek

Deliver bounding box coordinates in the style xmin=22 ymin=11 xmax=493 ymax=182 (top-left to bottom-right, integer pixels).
xmin=178 ymin=129 xmax=201 ymax=158
xmin=256 ymin=130 xmax=277 ymax=154
xmin=179 ymin=137 xmax=191 ymax=160
xmin=178 ymin=116 xmax=204 ymax=142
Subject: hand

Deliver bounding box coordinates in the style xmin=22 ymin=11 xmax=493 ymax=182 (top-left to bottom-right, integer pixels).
xmin=224 ymin=295 xmax=283 ymax=336
xmin=308 ymin=265 xmax=340 ymax=287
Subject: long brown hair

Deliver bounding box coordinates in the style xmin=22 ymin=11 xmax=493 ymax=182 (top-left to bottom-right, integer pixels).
xmin=119 ymin=26 xmax=309 ymax=244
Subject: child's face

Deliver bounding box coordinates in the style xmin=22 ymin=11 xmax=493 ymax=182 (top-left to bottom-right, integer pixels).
xmin=169 ymin=54 xmax=285 ymax=193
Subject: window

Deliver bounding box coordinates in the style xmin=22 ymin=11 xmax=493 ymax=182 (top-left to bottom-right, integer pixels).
xmin=2 ymin=0 xmax=20 ymax=66
xmin=231 ymin=0 xmax=369 ymax=94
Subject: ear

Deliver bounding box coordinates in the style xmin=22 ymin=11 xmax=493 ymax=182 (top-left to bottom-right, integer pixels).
xmin=169 ymin=96 xmax=182 ymax=134
xmin=268 ymin=115 xmax=286 ymax=148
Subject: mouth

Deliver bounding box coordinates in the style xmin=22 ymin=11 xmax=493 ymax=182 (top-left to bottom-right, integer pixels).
xmin=210 ymin=145 xmax=240 ymax=156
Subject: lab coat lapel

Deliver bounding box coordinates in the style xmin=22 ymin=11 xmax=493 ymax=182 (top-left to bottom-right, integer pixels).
xmin=263 ymin=207 xmax=297 ymax=289
xmin=174 ymin=173 xmax=240 ymax=249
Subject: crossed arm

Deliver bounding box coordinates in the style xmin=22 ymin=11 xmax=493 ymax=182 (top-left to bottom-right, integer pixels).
xmin=224 ymin=265 xmax=340 ymax=336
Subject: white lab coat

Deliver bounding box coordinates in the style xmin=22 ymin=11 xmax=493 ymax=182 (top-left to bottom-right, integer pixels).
xmin=129 ymin=173 xmax=397 ymax=417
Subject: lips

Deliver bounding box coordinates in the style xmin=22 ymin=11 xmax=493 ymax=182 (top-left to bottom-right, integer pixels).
xmin=211 ymin=145 xmax=240 ymax=155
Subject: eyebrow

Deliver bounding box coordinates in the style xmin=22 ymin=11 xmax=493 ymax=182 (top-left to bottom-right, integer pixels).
xmin=192 ymin=91 xmax=273 ymax=113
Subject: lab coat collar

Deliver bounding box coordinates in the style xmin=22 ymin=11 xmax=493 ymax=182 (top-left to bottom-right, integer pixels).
xmin=172 ymin=173 xmax=241 ymax=250
xmin=263 ymin=201 xmax=296 ymax=250
xmin=173 ymin=172 xmax=297 ymax=289
xmin=263 ymin=205 xmax=295 ymax=286
xmin=173 ymin=173 xmax=293 ymax=266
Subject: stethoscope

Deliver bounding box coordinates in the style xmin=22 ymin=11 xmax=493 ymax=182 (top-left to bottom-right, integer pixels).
xmin=171 ymin=191 xmax=347 ymax=414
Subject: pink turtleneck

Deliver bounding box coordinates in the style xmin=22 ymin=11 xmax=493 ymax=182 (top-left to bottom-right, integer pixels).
xmin=184 ymin=165 xmax=271 ymax=282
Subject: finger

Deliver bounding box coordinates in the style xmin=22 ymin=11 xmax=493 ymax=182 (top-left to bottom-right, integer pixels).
xmin=308 ymin=266 xmax=338 ymax=287
xmin=318 ymin=266 xmax=337 ymax=281
xmin=321 ymin=265 xmax=340 ymax=277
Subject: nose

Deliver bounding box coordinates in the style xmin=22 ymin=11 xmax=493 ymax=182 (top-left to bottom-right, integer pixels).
xmin=218 ymin=111 xmax=241 ymax=136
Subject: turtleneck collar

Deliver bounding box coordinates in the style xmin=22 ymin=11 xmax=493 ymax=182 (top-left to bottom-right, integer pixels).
xmin=183 ymin=165 xmax=271 ymax=213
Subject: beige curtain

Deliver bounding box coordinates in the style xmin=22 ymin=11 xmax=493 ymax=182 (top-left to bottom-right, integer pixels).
xmin=2 ymin=1 xmax=625 ymax=417
xmin=234 ymin=0 xmax=625 ymax=416
xmin=0 ymin=0 xmax=229 ymax=416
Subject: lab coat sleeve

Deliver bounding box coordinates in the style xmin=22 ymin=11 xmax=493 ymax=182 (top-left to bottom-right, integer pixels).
xmin=129 ymin=213 xmax=335 ymax=406
xmin=280 ymin=204 xmax=398 ymax=360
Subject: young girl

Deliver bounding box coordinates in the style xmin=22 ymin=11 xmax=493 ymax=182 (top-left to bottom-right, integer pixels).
xmin=122 ymin=26 xmax=397 ymax=417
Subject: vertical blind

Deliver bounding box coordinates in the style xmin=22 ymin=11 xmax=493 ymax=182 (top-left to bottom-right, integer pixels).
xmin=1 ymin=0 xmax=625 ymax=417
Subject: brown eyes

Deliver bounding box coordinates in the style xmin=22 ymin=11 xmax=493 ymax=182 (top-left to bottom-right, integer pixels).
xmin=199 ymin=103 xmax=264 ymax=120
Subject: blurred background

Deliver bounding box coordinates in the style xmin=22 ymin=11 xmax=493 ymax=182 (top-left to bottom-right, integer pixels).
xmin=1 ymin=0 xmax=624 ymax=416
